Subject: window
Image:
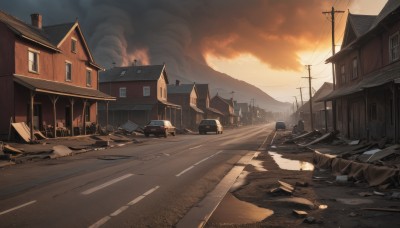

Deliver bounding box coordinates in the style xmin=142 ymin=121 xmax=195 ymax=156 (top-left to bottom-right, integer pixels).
xmin=351 ymin=58 xmax=358 ymax=79
xmin=390 ymin=33 xmax=399 ymax=62
xmin=340 ymin=65 xmax=346 ymax=85
xmin=65 ymin=62 xmax=72 ymax=81
xmin=71 ymin=38 xmax=77 ymax=53
xmin=86 ymin=70 xmax=92 ymax=87
xmin=119 ymin=87 xmax=126 ymax=98
xmin=143 ymin=86 xmax=150 ymax=97
xmin=28 ymin=50 xmax=39 ymax=73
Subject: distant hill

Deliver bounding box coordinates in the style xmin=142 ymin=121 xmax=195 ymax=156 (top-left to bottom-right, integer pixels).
xmin=165 ymin=57 xmax=291 ymax=112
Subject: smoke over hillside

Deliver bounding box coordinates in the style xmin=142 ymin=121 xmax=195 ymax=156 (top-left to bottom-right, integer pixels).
xmin=0 ymin=0 xmax=337 ymax=110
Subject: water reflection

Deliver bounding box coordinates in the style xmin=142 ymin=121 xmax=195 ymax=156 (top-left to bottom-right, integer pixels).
xmin=268 ymin=152 xmax=314 ymax=171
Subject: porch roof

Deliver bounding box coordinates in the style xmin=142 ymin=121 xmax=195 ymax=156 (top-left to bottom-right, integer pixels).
xmin=14 ymin=74 xmax=115 ymax=101
xmin=317 ymin=61 xmax=400 ymax=102
xmin=190 ymin=105 xmax=204 ymax=114
xmin=207 ymin=107 xmax=224 ymax=116
xmin=158 ymin=100 xmax=181 ymax=109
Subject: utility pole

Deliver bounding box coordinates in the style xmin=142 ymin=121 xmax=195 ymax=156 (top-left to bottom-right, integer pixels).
xmin=293 ymin=96 xmax=299 ymax=111
xmin=303 ymin=65 xmax=314 ymax=131
xmin=323 ymin=7 xmax=344 ymax=131
xmin=322 ymin=7 xmax=344 ymax=90
xmin=296 ymin=87 xmax=304 ymax=106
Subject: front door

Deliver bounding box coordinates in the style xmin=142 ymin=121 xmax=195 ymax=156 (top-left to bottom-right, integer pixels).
xmin=65 ymin=106 xmax=71 ymax=128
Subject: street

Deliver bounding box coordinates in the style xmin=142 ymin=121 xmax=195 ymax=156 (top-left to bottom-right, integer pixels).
xmin=0 ymin=124 xmax=272 ymax=227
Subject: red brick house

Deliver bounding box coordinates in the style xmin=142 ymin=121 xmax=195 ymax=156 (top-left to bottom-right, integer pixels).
xmin=196 ymin=84 xmax=224 ymax=120
xmin=167 ymin=82 xmax=204 ymax=130
xmin=322 ymin=0 xmax=400 ymax=141
xmin=0 ymin=11 xmax=115 ymax=141
xmin=210 ymin=94 xmax=235 ymax=125
xmin=99 ymin=64 xmax=181 ymax=127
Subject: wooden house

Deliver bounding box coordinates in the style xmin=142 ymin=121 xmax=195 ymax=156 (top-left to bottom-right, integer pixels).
xmin=0 ymin=11 xmax=115 ymax=141
xmin=99 ymin=64 xmax=181 ymax=127
xmin=167 ymin=82 xmax=204 ymax=130
xmin=322 ymin=0 xmax=400 ymax=141
xmin=210 ymin=95 xmax=235 ymax=125
xmin=195 ymin=84 xmax=224 ymax=120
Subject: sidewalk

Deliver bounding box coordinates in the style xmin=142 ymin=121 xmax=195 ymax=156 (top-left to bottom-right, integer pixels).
xmin=0 ymin=133 xmax=142 ymax=167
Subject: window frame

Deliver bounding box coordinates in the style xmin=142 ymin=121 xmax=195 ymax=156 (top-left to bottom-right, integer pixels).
xmin=71 ymin=37 xmax=77 ymax=53
xmin=65 ymin=61 xmax=72 ymax=82
xmin=86 ymin=69 xmax=92 ymax=87
xmin=351 ymin=58 xmax=358 ymax=80
xmin=119 ymin=87 xmax=127 ymax=98
xmin=143 ymin=86 xmax=150 ymax=97
xmin=28 ymin=49 xmax=39 ymax=73
xmin=389 ymin=32 xmax=399 ymax=62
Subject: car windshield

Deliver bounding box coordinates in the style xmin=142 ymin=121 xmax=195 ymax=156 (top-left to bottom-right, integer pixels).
xmin=200 ymin=120 xmax=216 ymax=125
xmin=148 ymin=120 xmax=165 ymax=126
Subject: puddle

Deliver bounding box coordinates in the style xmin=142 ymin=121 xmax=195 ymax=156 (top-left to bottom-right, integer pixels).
xmin=230 ymin=171 xmax=250 ymax=192
xmin=208 ymin=193 xmax=274 ymax=224
xmin=249 ymin=160 xmax=268 ymax=172
xmin=319 ymin=204 xmax=328 ymax=209
xmin=268 ymin=152 xmax=314 ymax=171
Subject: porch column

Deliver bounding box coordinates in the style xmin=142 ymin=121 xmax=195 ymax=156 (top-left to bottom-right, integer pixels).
xmin=393 ymin=84 xmax=397 ymax=143
xmin=82 ymin=99 xmax=87 ymax=135
xmin=169 ymin=107 xmax=172 ymax=122
xmin=324 ymin=101 xmax=328 ymax=133
xmin=106 ymin=101 xmax=109 ymax=128
xmin=174 ymin=108 xmax=177 ymax=126
xmin=69 ymin=98 xmax=75 ymax=136
xmin=49 ymin=95 xmax=59 ymax=138
xmin=29 ymin=91 xmax=36 ymax=143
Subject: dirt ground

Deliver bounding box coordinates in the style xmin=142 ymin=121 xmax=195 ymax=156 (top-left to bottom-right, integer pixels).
xmin=207 ymin=131 xmax=400 ymax=228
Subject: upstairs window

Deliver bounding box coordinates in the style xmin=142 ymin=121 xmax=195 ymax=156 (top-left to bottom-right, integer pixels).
xmin=119 ymin=87 xmax=126 ymax=98
xmin=86 ymin=70 xmax=92 ymax=87
xmin=340 ymin=65 xmax=346 ymax=85
xmin=65 ymin=62 xmax=72 ymax=81
xmin=351 ymin=58 xmax=358 ymax=80
xmin=390 ymin=33 xmax=399 ymax=62
xmin=71 ymin=38 xmax=77 ymax=53
xmin=143 ymin=86 xmax=150 ymax=97
xmin=28 ymin=50 xmax=39 ymax=73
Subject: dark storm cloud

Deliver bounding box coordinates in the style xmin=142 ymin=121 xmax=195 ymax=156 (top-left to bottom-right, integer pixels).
xmin=0 ymin=0 xmax=337 ymax=72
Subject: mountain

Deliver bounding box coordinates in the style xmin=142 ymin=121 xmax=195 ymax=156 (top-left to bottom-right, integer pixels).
xmin=165 ymin=57 xmax=291 ymax=112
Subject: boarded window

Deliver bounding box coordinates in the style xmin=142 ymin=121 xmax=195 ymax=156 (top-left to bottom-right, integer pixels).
xmin=119 ymin=87 xmax=126 ymax=98
xmin=65 ymin=62 xmax=72 ymax=81
xmin=28 ymin=51 xmax=39 ymax=73
xmin=143 ymin=86 xmax=150 ymax=97
xmin=390 ymin=33 xmax=399 ymax=62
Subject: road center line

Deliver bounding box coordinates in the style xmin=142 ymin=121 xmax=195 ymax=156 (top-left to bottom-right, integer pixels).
xmin=89 ymin=186 xmax=160 ymax=228
xmin=176 ymin=150 xmax=224 ymax=177
xmin=0 ymin=200 xmax=37 ymax=216
xmin=81 ymin=173 xmax=134 ymax=195
xmin=189 ymin=145 xmax=203 ymax=150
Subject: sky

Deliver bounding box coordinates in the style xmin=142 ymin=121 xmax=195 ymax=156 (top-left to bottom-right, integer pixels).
xmin=0 ymin=0 xmax=389 ymax=103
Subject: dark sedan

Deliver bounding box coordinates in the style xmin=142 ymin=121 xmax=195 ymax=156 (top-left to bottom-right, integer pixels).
xmin=198 ymin=119 xmax=223 ymax=134
xmin=144 ymin=120 xmax=176 ymax=137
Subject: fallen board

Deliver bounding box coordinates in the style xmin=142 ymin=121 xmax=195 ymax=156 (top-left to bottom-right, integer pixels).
xmin=299 ymin=132 xmax=332 ymax=147
xmin=11 ymin=122 xmax=33 ymax=143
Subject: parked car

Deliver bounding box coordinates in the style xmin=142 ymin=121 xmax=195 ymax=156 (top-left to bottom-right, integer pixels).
xmin=275 ymin=121 xmax=286 ymax=130
xmin=143 ymin=120 xmax=176 ymax=137
xmin=198 ymin=119 xmax=223 ymax=134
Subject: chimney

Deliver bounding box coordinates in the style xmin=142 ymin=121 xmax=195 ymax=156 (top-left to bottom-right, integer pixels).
xmin=31 ymin=13 xmax=42 ymax=29
xmin=176 ymin=80 xmax=180 ymax=86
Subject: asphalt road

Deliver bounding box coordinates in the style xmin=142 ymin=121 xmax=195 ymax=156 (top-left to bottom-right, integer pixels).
xmin=0 ymin=123 xmax=273 ymax=227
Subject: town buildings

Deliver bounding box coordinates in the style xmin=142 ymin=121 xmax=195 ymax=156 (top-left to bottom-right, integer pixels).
xmin=196 ymin=84 xmax=224 ymax=120
xmin=322 ymin=0 xmax=400 ymax=141
xmin=0 ymin=11 xmax=115 ymax=141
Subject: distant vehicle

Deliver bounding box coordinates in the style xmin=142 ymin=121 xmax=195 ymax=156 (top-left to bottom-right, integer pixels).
xmin=275 ymin=121 xmax=286 ymax=131
xmin=198 ymin=119 xmax=223 ymax=134
xmin=143 ymin=120 xmax=176 ymax=137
